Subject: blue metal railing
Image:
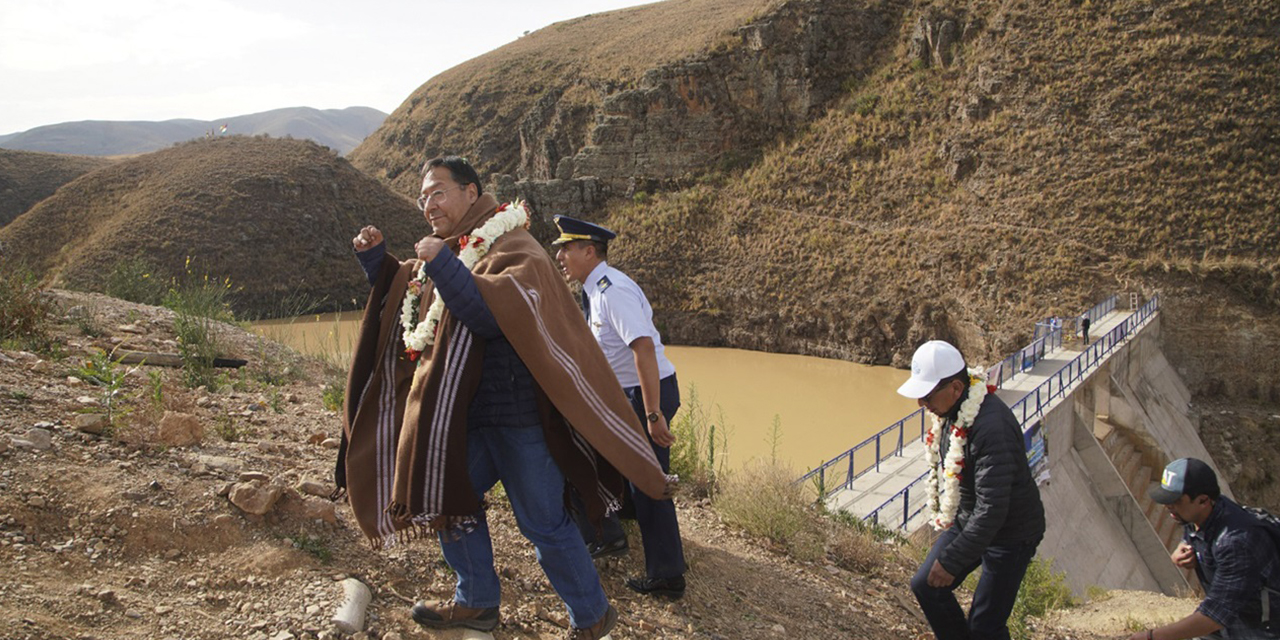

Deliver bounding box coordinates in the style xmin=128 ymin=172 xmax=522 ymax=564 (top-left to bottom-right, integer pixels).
xmin=862 ymin=293 xmax=1161 ymax=529
xmin=798 ymin=409 xmax=928 ymax=496
xmin=986 ymin=328 xmax=1063 ymax=390
xmin=799 ymin=297 xmax=1107 ymax=500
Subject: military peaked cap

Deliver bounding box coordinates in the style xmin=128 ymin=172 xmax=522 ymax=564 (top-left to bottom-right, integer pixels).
xmin=551 ymin=215 xmax=617 ymax=246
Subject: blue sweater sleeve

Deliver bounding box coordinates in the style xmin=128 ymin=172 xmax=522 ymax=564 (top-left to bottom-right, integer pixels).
xmin=354 ymin=243 xmax=387 ymax=286
xmin=422 ymin=249 xmax=501 ymax=340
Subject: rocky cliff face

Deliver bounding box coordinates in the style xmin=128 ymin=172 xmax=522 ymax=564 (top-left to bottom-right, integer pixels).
xmin=352 ymin=0 xmax=899 ymax=219
xmin=563 ymin=1 xmax=894 ymax=193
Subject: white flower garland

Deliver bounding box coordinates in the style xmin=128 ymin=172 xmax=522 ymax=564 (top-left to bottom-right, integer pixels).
xmin=924 ymin=367 xmax=989 ymax=530
xmin=399 ymin=201 xmax=529 ymax=359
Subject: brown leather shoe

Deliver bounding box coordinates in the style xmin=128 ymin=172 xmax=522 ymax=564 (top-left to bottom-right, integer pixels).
xmin=566 ymin=604 xmax=617 ymax=639
xmin=410 ymin=598 xmax=499 ymax=631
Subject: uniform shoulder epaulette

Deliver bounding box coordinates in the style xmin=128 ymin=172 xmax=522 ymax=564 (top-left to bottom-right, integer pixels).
xmin=598 ymin=275 xmax=612 ymax=293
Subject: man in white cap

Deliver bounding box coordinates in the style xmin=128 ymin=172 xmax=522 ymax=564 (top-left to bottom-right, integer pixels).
xmin=1125 ymin=458 xmax=1280 ymax=640
xmin=898 ymin=340 xmax=1045 ymax=640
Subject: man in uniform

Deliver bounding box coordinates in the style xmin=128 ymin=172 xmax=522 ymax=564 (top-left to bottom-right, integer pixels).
xmin=899 ymin=340 xmax=1045 ymax=640
xmin=553 ymin=215 xmax=687 ymax=599
xmin=340 ymin=156 xmax=671 ymax=640
xmin=1125 ymin=458 xmax=1280 ymax=640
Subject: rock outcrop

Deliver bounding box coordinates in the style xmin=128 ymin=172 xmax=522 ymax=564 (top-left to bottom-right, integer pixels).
xmin=350 ymin=0 xmax=899 ymax=219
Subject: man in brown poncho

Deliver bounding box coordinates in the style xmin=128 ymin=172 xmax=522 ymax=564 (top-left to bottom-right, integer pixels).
xmin=338 ymin=156 xmax=671 ymax=640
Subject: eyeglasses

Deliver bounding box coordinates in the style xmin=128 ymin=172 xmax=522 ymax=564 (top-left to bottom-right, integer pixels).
xmin=416 ymin=184 xmax=465 ymax=210
xmin=921 ymin=379 xmax=952 ymax=404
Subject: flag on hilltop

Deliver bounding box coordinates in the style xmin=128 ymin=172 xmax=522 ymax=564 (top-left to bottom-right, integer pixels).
xmin=219 ymin=124 xmax=228 ymax=134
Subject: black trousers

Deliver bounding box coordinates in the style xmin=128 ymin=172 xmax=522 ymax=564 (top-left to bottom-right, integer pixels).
xmin=574 ymin=374 xmax=686 ymax=579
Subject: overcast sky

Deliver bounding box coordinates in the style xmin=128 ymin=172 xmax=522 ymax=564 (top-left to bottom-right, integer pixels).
xmin=0 ymin=0 xmax=655 ymax=135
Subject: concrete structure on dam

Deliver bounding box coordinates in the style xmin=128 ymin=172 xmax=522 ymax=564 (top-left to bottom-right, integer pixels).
xmin=805 ymin=294 xmax=1227 ymax=596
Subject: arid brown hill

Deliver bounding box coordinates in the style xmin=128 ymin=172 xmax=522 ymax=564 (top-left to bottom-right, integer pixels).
xmin=352 ymin=0 xmax=1279 ymax=406
xmin=0 ymin=149 xmax=110 ymax=227
xmin=0 ymin=136 xmax=422 ymax=316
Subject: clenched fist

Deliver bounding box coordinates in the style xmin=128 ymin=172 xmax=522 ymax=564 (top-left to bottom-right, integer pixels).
xmin=352 ymin=226 xmax=384 ymax=252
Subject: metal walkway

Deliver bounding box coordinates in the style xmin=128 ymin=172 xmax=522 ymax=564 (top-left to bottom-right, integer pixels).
xmin=825 ymin=305 xmax=1148 ymax=530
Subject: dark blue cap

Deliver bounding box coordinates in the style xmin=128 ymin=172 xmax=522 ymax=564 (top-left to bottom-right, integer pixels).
xmin=1149 ymin=458 xmax=1220 ymax=504
xmin=551 ymin=215 xmax=616 ymax=246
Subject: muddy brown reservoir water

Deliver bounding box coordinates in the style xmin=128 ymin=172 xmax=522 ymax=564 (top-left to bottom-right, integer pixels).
xmin=254 ymin=312 xmax=916 ymax=473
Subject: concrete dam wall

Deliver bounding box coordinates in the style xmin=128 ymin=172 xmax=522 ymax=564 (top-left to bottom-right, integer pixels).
xmin=1036 ymin=314 xmax=1227 ymax=596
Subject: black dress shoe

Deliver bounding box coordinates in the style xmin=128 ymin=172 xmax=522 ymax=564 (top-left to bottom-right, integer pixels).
xmin=626 ymin=575 xmax=685 ymax=599
xmin=587 ymin=537 xmax=629 ymax=559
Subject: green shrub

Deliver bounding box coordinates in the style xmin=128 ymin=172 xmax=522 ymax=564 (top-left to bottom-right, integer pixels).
xmin=0 ymin=263 xmax=55 ymax=353
xmin=1008 ymin=557 xmax=1075 ymax=640
xmin=669 ymin=385 xmax=730 ymax=497
xmin=105 ymin=257 xmax=167 ymax=306
xmin=163 ymin=261 xmax=235 ymax=390
xmin=715 ymin=459 xmax=824 ymax=561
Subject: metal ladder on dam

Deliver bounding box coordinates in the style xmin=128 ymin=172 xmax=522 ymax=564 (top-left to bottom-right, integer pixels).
xmin=801 ymin=293 xmax=1162 ymax=532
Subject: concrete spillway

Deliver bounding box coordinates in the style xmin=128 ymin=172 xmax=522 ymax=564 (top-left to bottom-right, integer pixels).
xmin=826 ymin=300 xmax=1222 ymax=595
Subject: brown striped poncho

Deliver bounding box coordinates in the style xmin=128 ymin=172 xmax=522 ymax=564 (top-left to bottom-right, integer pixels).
xmin=335 ymin=195 xmax=671 ymax=546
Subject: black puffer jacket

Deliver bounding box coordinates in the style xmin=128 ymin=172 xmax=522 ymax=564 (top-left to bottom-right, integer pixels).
xmin=937 ymin=390 xmax=1046 ymax=574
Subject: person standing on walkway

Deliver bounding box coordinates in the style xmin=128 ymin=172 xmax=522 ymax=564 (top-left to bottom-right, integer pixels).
xmin=1081 ymin=315 xmax=1091 ymax=345
xmin=340 ymin=156 xmax=672 ymax=640
xmin=553 ymin=214 xmax=688 ymax=599
xmin=1124 ymin=458 xmax=1280 ymax=640
xmin=899 ymin=340 xmax=1046 ymax=640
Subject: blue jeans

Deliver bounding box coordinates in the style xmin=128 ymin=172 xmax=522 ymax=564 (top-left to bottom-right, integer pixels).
xmin=439 ymin=426 xmax=608 ymax=629
xmin=910 ymin=527 xmax=1041 ymax=640
xmin=574 ymin=374 xmax=686 ymax=579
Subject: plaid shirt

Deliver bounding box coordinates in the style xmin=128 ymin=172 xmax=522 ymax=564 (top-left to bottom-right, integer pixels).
xmin=1187 ymin=498 xmax=1280 ymax=632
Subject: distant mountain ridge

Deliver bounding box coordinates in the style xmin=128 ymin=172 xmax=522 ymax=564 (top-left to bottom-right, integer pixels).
xmin=0 ymin=106 xmax=386 ymax=156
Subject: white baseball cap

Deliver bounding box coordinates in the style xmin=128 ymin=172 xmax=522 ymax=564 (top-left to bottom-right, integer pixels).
xmin=897 ymin=340 xmax=967 ymax=398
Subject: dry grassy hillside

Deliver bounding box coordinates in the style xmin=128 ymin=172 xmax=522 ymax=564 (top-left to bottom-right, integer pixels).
xmin=348 ymin=0 xmax=1280 ymax=503
xmin=348 ymin=0 xmax=1278 ymax=398
xmin=0 ymin=149 xmax=111 ymax=227
xmin=602 ymin=0 xmax=1279 ymax=382
xmin=0 ymin=137 xmax=423 ymax=317
xmin=349 ymin=0 xmax=779 ymax=191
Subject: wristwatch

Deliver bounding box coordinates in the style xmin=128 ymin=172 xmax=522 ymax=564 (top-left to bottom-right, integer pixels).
xmin=646 ymin=411 xmax=660 ymax=424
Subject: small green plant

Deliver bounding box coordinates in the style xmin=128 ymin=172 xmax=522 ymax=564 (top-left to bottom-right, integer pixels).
xmin=7 ymin=388 xmax=31 ymax=402
xmin=1085 ymin=585 xmax=1112 ymax=603
xmin=321 ymin=379 xmax=345 ymax=413
xmin=213 ymin=414 xmax=251 ymax=442
xmin=1120 ymin=615 xmax=1147 ymax=633
xmin=73 ymin=346 xmax=140 ymax=429
xmin=146 ymin=370 xmax=165 ymax=412
xmin=268 ymin=387 xmax=284 ymax=414
xmin=767 ymin=414 xmax=783 ymax=463
xmin=287 ymin=532 xmax=332 ymax=563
